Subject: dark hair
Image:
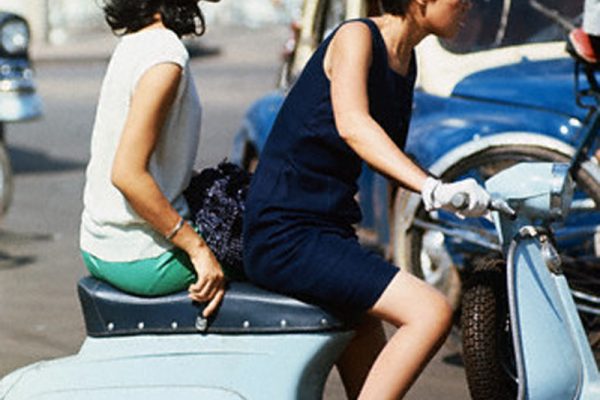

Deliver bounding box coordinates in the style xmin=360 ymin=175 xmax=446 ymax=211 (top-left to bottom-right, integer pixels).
xmin=102 ymin=0 xmax=206 ymax=37
xmin=379 ymin=0 xmax=412 ymax=16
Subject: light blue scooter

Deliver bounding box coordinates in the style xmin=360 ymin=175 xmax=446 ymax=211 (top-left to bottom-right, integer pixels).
xmin=0 ymin=278 xmax=354 ymax=399
xmin=460 ymin=63 xmax=600 ymax=399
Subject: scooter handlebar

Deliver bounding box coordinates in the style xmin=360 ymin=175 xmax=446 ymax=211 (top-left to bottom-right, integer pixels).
xmin=451 ymin=193 xmax=517 ymax=219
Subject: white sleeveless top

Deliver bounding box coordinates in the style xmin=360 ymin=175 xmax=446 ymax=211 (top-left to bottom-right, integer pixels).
xmin=80 ymin=28 xmax=201 ymax=261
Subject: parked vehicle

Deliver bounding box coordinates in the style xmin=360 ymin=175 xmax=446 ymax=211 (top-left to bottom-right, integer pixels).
xmin=230 ymin=0 xmax=600 ymax=354
xmin=0 ymin=12 xmax=42 ymax=217
xmin=461 ymin=61 xmax=600 ymax=399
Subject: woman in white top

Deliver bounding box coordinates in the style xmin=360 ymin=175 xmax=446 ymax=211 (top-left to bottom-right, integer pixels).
xmin=80 ymin=0 xmax=224 ymax=317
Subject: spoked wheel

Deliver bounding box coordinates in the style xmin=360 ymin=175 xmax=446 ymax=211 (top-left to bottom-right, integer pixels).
xmin=394 ymin=144 xmax=600 ymax=361
xmin=461 ymin=255 xmax=517 ymax=400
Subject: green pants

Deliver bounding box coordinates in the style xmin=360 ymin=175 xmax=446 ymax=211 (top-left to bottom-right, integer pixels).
xmin=81 ymin=248 xmax=242 ymax=296
xmin=81 ymin=249 xmax=198 ymax=296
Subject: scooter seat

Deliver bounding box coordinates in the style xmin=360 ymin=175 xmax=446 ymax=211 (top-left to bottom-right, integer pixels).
xmin=78 ymin=276 xmax=349 ymax=337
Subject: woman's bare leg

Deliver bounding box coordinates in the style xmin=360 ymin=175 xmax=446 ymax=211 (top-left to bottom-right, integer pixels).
xmin=358 ymin=270 xmax=453 ymax=399
xmin=336 ymin=314 xmax=387 ymax=399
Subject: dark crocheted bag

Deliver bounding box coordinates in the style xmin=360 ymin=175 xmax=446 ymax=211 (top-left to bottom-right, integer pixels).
xmin=183 ymin=161 xmax=251 ymax=280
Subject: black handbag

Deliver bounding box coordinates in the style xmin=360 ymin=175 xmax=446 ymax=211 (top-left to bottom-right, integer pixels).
xmin=183 ymin=161 xmax=251 ymax=280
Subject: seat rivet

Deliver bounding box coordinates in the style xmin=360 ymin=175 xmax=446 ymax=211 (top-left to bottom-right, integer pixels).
xmin=171 ymin=321 xmax=178 ymax=329
xmin=107 ymin=322 xmax=115 ymax=331
xmin=243 ymin=320 xmax=250 ymax=328
xmin=320 ymin=318 xmax=328 ymax=326
xmin=280 ymin=319 xmax=287 ymax=328
xmin=195 ymin=316 xmax=208 ymax=331
xmin=137 ymin=322 xmax=144 ymax=330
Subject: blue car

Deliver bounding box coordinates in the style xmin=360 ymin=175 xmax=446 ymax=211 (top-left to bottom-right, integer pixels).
xmin=231 ymin=0 xmax=600 ymax=341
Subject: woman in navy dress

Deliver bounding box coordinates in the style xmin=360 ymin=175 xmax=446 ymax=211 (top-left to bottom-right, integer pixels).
xmin=244 ymin=0 xmax=486 ymax=398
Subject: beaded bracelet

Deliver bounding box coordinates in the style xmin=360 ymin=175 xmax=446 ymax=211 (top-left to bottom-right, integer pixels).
xmin=165 ymin=217 xmax=185 ymax=240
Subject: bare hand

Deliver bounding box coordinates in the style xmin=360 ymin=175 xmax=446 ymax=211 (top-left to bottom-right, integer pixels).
xmin=188 ymin=246 xmax=226 ymax=317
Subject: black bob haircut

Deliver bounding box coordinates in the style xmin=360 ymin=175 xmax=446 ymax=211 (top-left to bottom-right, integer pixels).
xmin=102 ymin=0 xmax=207 ymax=37
xmin=380 ymin=0 xmax=413 ymax=16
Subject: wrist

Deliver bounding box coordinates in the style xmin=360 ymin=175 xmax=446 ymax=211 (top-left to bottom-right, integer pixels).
xmin=167 ymin=221 xmax=206 ymax=257
xmin=421 ymin=176 xmax=441 ymax=211
xmin=186 ymin=236 xmax=210 ymax=261
xmin=165 ymin=217 xmax=185 ymax=240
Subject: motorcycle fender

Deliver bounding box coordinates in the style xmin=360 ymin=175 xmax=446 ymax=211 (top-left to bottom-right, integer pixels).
xmin=507 ymin=236 xmax=583 ymax=400
xmin=230 ymin=91 xmax=284 ymax=165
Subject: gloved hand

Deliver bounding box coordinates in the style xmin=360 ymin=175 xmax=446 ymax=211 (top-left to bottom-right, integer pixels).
xmin=421 ymin=177 xmax=490 ymax=218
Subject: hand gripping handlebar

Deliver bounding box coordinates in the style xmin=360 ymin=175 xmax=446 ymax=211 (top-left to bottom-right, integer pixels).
xmin=451 ymin=193 xmax=517 ymax=219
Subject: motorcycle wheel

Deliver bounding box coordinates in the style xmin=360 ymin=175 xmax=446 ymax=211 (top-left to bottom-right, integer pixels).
xmin=393 ymin=144 xmax=600 ymax=358
xmin=0 ymin=138 xmax=13 ymax=218
xmin=461 ymin=255 xmax=517 ymax=400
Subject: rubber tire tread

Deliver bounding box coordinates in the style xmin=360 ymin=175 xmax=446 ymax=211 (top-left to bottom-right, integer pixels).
xmin=461 ymin=255 xmax=516 ymax=400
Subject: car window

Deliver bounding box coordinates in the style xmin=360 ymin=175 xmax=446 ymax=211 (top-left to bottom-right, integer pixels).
xmin=440 ymin=0 xmax=582 ymax=54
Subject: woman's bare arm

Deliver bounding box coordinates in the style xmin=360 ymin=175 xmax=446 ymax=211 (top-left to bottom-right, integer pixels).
xmin=326 ymin=22 xmax=429 ymax=193
xmin=111 ymin=63 xmax=224 ymax=316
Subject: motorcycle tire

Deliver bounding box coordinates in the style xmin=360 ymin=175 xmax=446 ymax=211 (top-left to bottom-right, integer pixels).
xmin=394 ymin=144 xmax=600 ymax=361
xmin=0 ymin=139 xmax=13 ymax=218
xmin=461 ymin=255 xmax=517 ymax=400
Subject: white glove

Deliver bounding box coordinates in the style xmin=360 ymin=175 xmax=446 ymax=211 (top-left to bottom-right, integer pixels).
xmin=421 ymin=177 xmax=490 ymax=218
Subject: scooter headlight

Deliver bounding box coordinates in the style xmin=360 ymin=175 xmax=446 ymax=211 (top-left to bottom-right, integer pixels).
xmin=0 ymin=17 xmax=29 ymax=56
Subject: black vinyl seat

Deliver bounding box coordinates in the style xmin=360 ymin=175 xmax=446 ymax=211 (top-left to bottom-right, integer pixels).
xmin=78 ymin=276 xmax=349 ymax=337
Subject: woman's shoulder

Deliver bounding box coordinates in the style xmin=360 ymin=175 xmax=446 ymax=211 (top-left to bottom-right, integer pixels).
xmin=335 ymin=18 xmax=375 ymax=40
xmin=325 ymin=18 xmax=381 ymax=63
xmin=328 ymin=19 xmax=373 ymax=51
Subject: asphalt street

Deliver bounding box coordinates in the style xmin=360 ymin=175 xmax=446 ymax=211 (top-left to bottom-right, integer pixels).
xmin=0 ymin=25 xmax=469 ymax=399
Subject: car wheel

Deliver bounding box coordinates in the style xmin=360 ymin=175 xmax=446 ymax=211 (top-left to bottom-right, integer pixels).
xmin=461 ymin=255 xmax=517 ymax=400
xmin=393 ymin=144 xmax=600 ymax=359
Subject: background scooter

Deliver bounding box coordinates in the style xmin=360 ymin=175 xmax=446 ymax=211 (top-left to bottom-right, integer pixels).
xmin=0 ymin=11 xmax=42 ymax=218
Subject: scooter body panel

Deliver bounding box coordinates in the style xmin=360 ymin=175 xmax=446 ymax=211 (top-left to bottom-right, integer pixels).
xmin=508 ymin=237 xmax=582 ymax=399
xmin=0 ymin=331 xmax=353 ymax=400
xmin=553 ymin=271 xmax=600 ymax=400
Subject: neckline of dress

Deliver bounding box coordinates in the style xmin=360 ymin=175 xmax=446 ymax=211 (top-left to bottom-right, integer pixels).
xmin=361 ymin=18 xmax=415 ymax=80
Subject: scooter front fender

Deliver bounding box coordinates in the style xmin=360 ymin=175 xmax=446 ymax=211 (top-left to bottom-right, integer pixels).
xmin=507 ymin=234 xmax=591 ymax=399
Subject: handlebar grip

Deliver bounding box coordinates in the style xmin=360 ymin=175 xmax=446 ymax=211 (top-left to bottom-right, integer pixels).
xmin=451 ymin=193 xmax=468 ymax=210
xmin=450 ymin=193 xmax=517 ymax=219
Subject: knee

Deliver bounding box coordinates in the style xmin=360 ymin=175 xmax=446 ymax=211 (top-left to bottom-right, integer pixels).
xmin=417 ymin=292 xmax=453 ymax=338
xmin=370 ymin=272 xmax=453 ymax=337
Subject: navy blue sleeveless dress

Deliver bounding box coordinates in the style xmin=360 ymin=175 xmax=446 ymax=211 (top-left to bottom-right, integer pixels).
xmin=243 ymin=18 xmax=416 ymax=314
